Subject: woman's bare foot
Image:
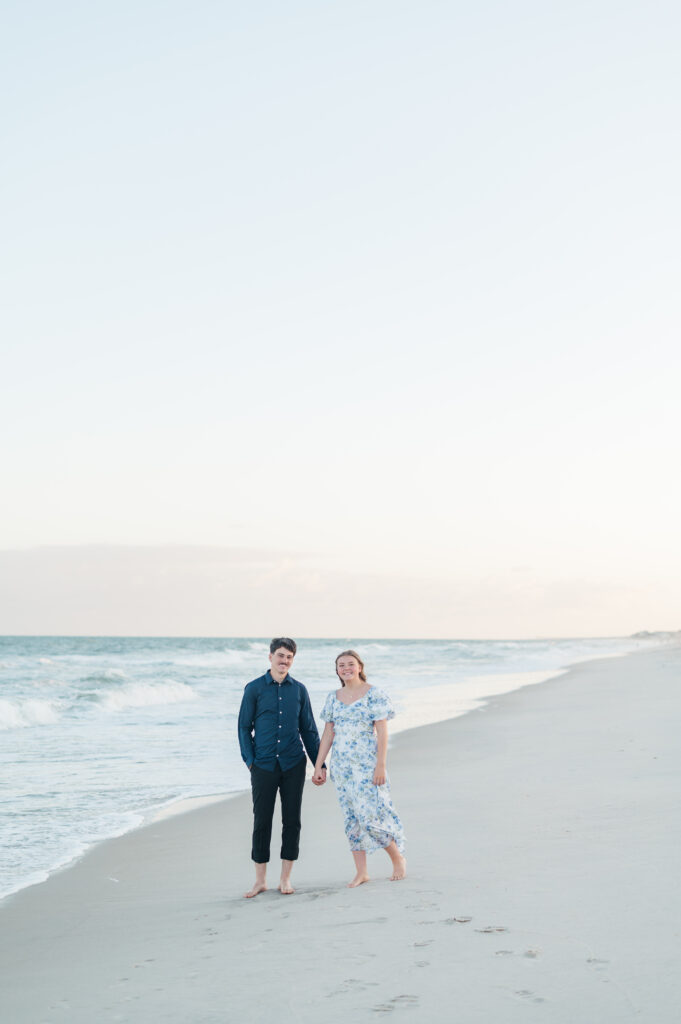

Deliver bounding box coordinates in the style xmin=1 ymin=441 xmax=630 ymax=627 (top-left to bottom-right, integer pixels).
xmin=390 ymin=855 xmax=407 ymax=881
xmin=347 ymin=873 xmax=370 ymax=888
xmin=278 ymin=878 xmax=295 ymax=894
xmin=243 ymin=882 xmax=268 ymax=899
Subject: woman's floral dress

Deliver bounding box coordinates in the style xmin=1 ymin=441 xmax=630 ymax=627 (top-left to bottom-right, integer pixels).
xmin=320 ymin=687 xmax=405 ymax=854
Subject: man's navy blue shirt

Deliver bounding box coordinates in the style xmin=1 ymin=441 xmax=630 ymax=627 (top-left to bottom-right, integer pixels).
xmin=238 ymin=670 xmax=321 ymax=771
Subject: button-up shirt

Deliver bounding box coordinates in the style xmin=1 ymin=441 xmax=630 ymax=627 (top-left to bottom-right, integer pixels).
xmin=238 ymin=670 xmax=322 ymax=771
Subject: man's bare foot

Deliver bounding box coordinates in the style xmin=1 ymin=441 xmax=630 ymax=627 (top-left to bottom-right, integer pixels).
xmin=278 ymin=879 xmax=295 ymax=895
xmin=243 ymin=882 xmax=268 ymax=899
xmin=347 ymin=873 xmax=370 ymax=888
xmin=390 ymin=855 xmax=407 ymax=881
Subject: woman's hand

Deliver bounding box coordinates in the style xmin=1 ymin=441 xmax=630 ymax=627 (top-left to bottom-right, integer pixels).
xmin=312 ymin=766 xmax=326 ymax=785
xmin=373 ymin=763 xmax=386 ymax=786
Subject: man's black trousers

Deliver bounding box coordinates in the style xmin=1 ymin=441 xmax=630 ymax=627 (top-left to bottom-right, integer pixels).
xmin=250 ymin=757 xmax=307 ymax=863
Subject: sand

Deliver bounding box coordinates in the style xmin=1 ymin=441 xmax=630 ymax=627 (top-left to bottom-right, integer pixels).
xmin=1 ymin=646 xmax=679 ymax=1023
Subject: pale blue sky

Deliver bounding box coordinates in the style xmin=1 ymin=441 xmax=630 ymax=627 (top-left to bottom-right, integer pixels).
xmin=2 ymin=1 xmax=680 ymax=635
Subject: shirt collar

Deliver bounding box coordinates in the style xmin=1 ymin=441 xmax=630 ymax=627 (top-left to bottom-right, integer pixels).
xmin=266 ymin=669 xmax=291 ymax=685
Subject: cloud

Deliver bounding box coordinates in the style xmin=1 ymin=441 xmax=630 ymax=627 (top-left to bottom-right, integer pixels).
xmin=0 ymin=545 xmax=677 ymax=638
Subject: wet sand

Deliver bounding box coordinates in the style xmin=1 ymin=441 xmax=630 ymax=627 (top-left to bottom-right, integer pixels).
xmin=1 ymin=646 xmax=679 ymax=1022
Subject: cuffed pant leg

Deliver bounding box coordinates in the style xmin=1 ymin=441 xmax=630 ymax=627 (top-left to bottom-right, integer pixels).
xmin=250 ymin=764 xmax=278 ymax=863
xmin=279 ymin=757 xmax=306 ymax=861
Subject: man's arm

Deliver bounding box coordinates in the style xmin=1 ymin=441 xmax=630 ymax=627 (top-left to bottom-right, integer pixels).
xmin=237 ymin=684 xmax=256 ymax=768
xmin=298 ymin=686 xmax=323 ymax=766
xmin=313 ymin=722 xmax=334 ymax=784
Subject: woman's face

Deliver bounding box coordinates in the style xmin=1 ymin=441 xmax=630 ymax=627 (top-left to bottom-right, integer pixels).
xmin=336 ymin=655 xmax=361 ymax=684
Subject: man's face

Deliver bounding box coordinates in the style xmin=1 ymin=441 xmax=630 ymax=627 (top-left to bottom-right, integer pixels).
xmin=269 ymin=646 xmax=295 ymax=677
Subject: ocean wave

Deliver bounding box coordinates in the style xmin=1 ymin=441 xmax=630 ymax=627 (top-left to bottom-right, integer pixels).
xmin=0 ymin=698 xmax=60 ymax=730
xmin=82 ymin=669 xmax=128 ymax=684
xmin=221 ymin=649 xmax=247 ymax=664
xmin=99 ymin=681 xmax=198 ymax=712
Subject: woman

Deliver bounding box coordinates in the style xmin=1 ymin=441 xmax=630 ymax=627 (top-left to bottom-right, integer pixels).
xmin=313 ymin=650 xmax=406 ymax=887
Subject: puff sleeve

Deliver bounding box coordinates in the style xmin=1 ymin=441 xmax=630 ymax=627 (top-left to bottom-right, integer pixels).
xmin=320 ymin=692 xmax=336 ymax=723
xmin=368 ymin=687 xmax=395 ymax=722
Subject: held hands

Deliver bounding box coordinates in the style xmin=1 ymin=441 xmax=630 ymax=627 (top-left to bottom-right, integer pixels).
xmin=373 ymin=763 xmax=386 ymax=786
xmin=312 ymin=766 xmax=327 ymax=786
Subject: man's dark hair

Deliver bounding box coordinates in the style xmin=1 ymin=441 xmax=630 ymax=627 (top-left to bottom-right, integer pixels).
xmin=270 ymin=637 xmax=297 ymax=656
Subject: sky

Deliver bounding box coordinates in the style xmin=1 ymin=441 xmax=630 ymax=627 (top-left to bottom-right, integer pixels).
xmin=2 ymin=1 xmax=680 ymax=637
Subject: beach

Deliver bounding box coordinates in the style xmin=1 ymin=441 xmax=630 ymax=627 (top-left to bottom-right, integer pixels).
xmin=2 ymin=645 xmax=679 ymax=1022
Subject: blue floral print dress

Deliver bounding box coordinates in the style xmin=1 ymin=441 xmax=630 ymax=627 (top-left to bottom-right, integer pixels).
xmin=320 ymin=687 xmax=405 ymax=854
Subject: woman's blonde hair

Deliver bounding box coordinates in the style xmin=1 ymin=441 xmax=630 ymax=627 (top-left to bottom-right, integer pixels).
xmin=335 ymin=649 xmax=367 ymax=686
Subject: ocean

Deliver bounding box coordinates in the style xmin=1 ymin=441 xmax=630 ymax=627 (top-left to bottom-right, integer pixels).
xmin=0 ymin=633 xmax=658 ymax=901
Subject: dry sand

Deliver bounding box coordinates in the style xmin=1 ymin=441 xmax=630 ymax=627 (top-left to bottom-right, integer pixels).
xmin=1 ymin=646 xmax=679 ymax=1023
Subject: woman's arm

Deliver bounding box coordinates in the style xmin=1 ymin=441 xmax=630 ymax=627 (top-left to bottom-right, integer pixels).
xmin=373 ymin=719 xmax=388 ymax=785
xmin=313 ymin=722 xmax=335 ymax=782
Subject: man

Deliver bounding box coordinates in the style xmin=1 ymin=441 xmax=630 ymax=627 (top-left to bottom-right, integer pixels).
xmin=238 ymin=637 xmax=326 ymax=897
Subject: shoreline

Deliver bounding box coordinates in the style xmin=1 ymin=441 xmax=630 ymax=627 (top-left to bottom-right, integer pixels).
xmin=2 ymin=645 xmax=680 ymax=1022
xmin=3 ymin=657 xmax=621 ymax=904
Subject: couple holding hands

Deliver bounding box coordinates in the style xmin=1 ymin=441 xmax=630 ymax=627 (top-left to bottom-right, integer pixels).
xmin=237 ymin=637 xmax=406 ymax=897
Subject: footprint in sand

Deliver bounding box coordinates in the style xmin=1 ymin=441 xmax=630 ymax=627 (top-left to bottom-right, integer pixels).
xmin=475 ymin=926 xmax=509 ymax=933
xmin=373 ymin=994 xmax=420 ymax=1013
xmin=328 ymin=978 xmax=379 ymax=996
xmin=587 ymin=958 xmax=610 ymax=971
xmin=495 ymin=948 xmax=541 ymax=959
xmin=304 ymin=887 xmax=337 ymax=900
xmin=515 ymin=989 xmax=546 ymax=1004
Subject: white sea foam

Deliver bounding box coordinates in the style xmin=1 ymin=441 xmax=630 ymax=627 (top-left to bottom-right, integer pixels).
xmin=221 ymin=649 xmax=247 ymax=664
xmin=0 ymin=698 xmax=60 ymax=730
xmin=99 ymin=680 xmax=198 ymax=712
xmin=0 ymin=812 xmax=145 ymax=901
